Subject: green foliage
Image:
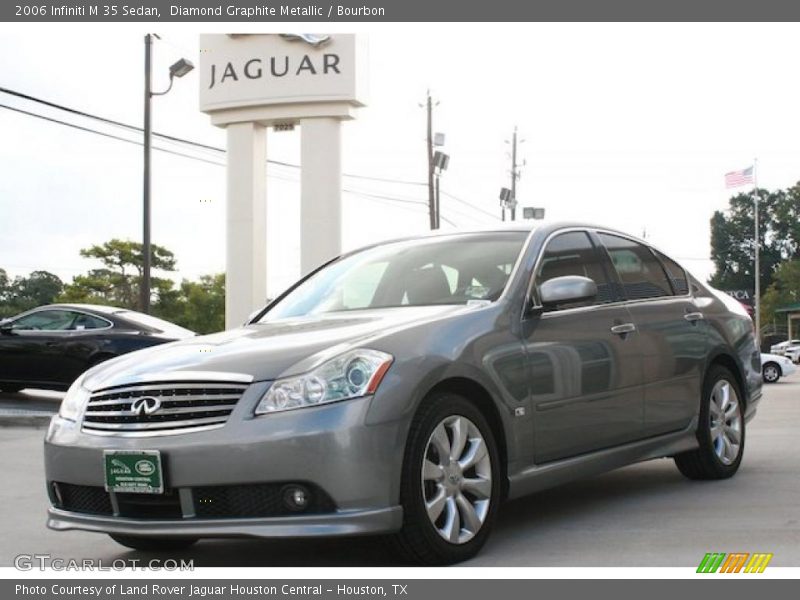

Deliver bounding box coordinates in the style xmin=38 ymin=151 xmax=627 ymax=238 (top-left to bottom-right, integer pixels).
xmin=0 ymin=269 xmax=64 ymax=318
xmin=761 ymin=260 xmax=800 ymax=328
xmin=708 ymin=187 xmax=796 ymax=292
xmin=153 ymin=274 xmax=226 ymax=334
xmin=2 ymin=239 xmax=226 ymax=334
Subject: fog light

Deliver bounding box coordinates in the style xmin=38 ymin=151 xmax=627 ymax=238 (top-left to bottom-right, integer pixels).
xmin=281 ymin=484 xmax=310 ymax=512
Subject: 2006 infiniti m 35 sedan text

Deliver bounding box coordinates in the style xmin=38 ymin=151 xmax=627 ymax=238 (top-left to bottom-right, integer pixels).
xmin=45 ymin=223 xmax=762 ymax=564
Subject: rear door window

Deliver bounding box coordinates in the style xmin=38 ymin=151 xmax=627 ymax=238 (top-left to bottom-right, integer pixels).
xmin=597 ymin=233 xmax=673 ymax=300
xmin=653 ymin=250 xmax=690 ymax=296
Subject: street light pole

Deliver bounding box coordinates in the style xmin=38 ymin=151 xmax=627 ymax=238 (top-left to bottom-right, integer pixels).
xmin=141 ymin=33 xmax=153 ymax=314
xmin=140 ymin=35 xmax=194 ymax=314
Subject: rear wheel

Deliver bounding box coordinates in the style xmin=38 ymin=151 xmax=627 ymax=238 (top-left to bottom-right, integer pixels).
xmin=762 ymin=362 xmax=781 ymax=384
xmin=674 ymin=366 xmax=745 ymax=480
xmin=391 ymin=393 xmax=502 ymax=565
xmin=109 ymin=534 xmax=198 ymax=552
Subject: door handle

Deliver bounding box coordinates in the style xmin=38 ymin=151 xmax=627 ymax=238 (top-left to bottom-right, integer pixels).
xmin=684 ymin=312 xmax=705 ymax=323
xmin=610 ymin=323 xmax=636 ymax=336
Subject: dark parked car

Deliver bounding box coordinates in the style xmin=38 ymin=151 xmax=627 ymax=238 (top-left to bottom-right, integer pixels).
xmin=45 ymin=224 xmax=761 ymax=564
xmin=0 ymin=304 xmax=194 ymax=392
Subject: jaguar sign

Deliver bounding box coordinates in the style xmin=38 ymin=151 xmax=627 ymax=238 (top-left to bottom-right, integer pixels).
xmin=199 ymin=33 xmax=365 ymax=112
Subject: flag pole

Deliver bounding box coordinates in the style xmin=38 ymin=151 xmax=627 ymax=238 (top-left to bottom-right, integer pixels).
xmin=753 ymin=158 xmax=761 ymax=349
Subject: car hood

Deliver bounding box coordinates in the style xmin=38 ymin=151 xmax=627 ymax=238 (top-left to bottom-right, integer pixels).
xmin=83 ymin=305 xmax=471 ymax=391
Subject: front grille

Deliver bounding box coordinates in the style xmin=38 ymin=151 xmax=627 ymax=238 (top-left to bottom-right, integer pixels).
xmin=81 ymin=382 xmax=249 ymax=436
xmin=54 ymin=482 xmax=113 ymax=515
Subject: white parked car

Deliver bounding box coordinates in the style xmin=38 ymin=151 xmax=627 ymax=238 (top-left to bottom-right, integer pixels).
xmin=785 ymin=346 xmax=800 ymax=364
xmin=769 ymin=339 xmax=800 ymax=355
xmin=761 ymin=353 xmax=797 ymax=383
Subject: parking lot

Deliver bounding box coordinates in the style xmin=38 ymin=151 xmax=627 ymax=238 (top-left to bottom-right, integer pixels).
xmin=1 ymin=379 xmax=798 ymax=567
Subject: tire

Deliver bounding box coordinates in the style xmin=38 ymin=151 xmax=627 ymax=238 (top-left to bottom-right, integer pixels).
xmin=391 ymin=392 xmax=502 ymax=565
xmin=109 ymin=534 xmax=198 ymax=552
xmin=674 ymin=365 xmax=745 ymax=480
xmin=762 ymin=362 xmax=781 ymax=384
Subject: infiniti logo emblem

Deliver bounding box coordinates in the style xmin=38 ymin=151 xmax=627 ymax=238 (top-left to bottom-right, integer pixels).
xmin=131 ymin=396 xmax=161 ymax=416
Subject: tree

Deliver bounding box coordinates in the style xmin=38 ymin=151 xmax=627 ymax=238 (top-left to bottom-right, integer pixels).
xmin=761 ymin=260 xmax=800 ymax=331
xmin=709 ymin=186 xmax=800 ymax=293
xmin=153 ymin=274 xmax=225 ymax=334
xmin=59 ymin=239 xmax=176 ymax=310
xmin=0 ymin=269 xmax=64 ymax=318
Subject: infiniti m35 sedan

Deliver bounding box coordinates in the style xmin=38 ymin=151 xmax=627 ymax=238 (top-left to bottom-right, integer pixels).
xmin=45 ymin=223 xmax=762 ymax=564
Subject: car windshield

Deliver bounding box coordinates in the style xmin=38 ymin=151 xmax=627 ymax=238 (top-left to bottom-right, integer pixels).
xmin=259 ymin=232 xmax=529 ymax=322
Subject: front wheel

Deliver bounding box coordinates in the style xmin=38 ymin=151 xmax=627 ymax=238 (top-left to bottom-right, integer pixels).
xmin=109 ymin=534 xmax=198 ymax=552
xmin=391 ymin=393 xmax=502 ymax=565
xmin=762 ymin=362 xmax=781 ymax=383
xmin=674 ymin=366 xmax=745 ymax=480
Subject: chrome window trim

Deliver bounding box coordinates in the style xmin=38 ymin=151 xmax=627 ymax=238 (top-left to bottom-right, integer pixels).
xmin=8 ymin=307 xmax=114 ymax=333
xmin=523 ymin=226 xmax=693 ymax=319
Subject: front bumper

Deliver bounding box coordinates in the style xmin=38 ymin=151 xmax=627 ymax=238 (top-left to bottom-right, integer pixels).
xmin=44 ymin=383 xmax=407 ymax=538
xmin=47 ymin=506 xmax=402 ymax=538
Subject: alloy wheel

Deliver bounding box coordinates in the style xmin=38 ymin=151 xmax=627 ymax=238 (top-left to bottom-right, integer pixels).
xmin=708 ymin=380 xmax=742 ymax=466
xmin=421 ymin=415 xmax=492 ymax=545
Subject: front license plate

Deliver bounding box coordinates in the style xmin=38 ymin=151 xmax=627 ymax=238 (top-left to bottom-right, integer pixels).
xmin=104 ymin=450 xmax=164 ymax=494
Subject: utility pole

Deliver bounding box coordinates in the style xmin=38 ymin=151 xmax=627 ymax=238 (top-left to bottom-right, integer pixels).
xmin=510 ymin=126 xmax=518 ymax=221
xmin=753 ymin=158 xmax=761 ymax=349
xmin=423 ymin=90 xmax=437 ymax=230
xmin=506 ymin=126 xmax=524 ymax=221
xmin=142 ymin=33 xmax=153 ymax=314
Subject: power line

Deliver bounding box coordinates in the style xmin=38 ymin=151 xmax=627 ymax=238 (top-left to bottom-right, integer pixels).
xmin=440 ymin=190 xmax=499 ymax=220
xmin=0 ymin=86 xmax=427 ymax=187
xmin=0 ymin=103 xmax=226 ymax=167
xmin=0 ymin=101 xmax=443 ymax=218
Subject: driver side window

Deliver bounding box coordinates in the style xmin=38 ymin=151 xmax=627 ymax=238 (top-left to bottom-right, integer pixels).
xmin=535 ymin=231 xmax=614 ymax=310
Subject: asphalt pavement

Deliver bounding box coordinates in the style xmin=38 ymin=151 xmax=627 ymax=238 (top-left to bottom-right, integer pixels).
xmin=1 ymin=379 xmax=798 ymax=567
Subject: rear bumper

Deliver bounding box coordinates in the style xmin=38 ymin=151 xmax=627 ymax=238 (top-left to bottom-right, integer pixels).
xmin=46 ymin=505 xmax=402 ymax=538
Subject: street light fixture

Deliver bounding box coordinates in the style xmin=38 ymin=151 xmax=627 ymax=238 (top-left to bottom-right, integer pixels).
xmin=141 ymin=34 xmax=194 ymax=314
xmin=432 ymin=150 xmax=449 ymax=229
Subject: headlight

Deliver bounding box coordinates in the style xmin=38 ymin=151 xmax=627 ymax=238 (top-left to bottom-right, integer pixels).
xmin=255 ymin=349 xmax=393 ymax=415
xmin=58 ymin=375 xmax=91 ymax=421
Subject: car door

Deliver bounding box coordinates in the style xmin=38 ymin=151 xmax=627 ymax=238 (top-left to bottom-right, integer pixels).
xmin=596 ymin=233 xmax=706 ymax=437
xmin=0 ymin=309 xmax=78 ymax=386
xmin=522 ymin=230 xmax=645 ymax=463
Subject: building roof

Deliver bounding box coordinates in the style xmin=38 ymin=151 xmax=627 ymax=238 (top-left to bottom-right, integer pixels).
xmin=776 ymin=302 xmax=800 ymax=313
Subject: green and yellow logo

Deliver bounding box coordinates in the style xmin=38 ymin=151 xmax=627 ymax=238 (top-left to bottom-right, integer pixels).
xmin=697 ymin=552 xmax=773 ymax=573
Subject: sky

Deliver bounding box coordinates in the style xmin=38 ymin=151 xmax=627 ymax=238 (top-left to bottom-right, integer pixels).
xmin=1 ymin=22 xmax=800 ymax=298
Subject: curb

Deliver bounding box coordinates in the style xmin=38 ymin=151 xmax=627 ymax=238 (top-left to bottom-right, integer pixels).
xmin=0 ymin=412 xmax=54 ymax=428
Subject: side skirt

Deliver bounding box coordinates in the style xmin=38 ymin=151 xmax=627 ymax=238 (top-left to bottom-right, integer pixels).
xmin=506 ymin=418 xmax=699 ymax=500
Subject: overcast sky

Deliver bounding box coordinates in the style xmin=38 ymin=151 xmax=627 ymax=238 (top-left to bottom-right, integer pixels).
xmin=1 ymin=23 xmax=799 ymax=297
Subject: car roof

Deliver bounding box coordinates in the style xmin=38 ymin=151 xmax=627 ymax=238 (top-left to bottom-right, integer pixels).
xmin=353 ymin=221 xmax=650 ymax=250
xmin=40 ymin=303 xmax=126 ymax=315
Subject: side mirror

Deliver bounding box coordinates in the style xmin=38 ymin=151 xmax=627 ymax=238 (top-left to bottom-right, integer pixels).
xmin=0 ymin=321 xmax=14 ymax=335
xmin=539 ymin=275 xmax=598 ymax=308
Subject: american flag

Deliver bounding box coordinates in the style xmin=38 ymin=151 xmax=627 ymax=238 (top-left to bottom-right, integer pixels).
xmin=725 ymin=166 xmax=755 ymax=188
